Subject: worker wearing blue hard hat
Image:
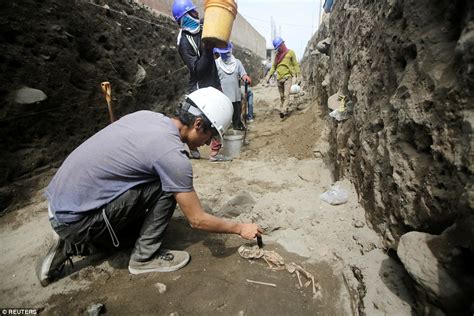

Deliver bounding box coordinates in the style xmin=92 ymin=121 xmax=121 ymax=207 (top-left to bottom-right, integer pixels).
xmin=172 ymin=0 xmax=220 ymax=92
xmin=265 ymin=37 xmax=301 ymax=118
xmin=272 ymin=37 xmax=284 ymax=51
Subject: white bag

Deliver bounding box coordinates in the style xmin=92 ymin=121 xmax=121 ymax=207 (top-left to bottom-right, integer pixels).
xmin=320 ymin=185 xmax=348 ymax=205
xmin=290 ymin=84 xmax=301 ymax=94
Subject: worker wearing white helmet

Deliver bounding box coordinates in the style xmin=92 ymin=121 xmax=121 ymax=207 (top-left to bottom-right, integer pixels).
xmin=36 ymin=87 xmax=263 ymax=286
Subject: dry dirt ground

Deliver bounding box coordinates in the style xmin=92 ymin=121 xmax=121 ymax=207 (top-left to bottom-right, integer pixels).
xmin=0 ymin=85 xmax=415 ymax=315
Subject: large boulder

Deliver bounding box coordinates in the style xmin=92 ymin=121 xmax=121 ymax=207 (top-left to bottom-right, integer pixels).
xmin=398 ymin=224 xmax=474 ymax=314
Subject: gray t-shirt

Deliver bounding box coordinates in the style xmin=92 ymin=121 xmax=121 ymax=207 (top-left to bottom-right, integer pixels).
xmin=45 ymin=111 xmax=192 ymax=223
xmin=215 ymin=57 xmax=247 ymax=102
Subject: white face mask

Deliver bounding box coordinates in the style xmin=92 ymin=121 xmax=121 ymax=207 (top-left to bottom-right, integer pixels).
xmin=180 ymin=14 xmax=201 ymax=34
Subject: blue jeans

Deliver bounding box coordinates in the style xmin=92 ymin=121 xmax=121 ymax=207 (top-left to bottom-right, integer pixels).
xmin=246 ymin=90 xmax=254 ymax=120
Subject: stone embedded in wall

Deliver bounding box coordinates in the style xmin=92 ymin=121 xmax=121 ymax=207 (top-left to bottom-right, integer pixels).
xmin=316 ymin=37 xmax=331 ymax=55
xmin=398 ymin=225 xmax=474 ymax=314
xmin=14 ymin=87 xmax=47 ymax=104
xmin=134 ymin=64 xmax=147 ymax=85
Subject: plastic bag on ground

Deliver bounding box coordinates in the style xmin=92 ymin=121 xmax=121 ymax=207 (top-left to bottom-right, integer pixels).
xmin=329 ymin=109 xmax=348 ymax=121
xmin=320 ymin=185 xmax=348 ymax=205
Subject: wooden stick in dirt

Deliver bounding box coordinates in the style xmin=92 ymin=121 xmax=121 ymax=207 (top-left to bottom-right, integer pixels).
xmin=246 ymin=279 xmax=276 ymax=287
xmin=101 ymin=81 xmax=115 ymax=123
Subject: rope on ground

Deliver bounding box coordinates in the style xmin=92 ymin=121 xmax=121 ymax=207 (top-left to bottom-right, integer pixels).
xmin=84 ymin=0 xmax=178 ymax=32
xmin=135 ymin=65 xmax=187 ymax=88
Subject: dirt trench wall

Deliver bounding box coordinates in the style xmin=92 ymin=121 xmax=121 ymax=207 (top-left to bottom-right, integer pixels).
xmin=0 ymin=0 xmax=263 ymax=213
xmin=302 ymin=0 xmax=474 ymax=314
xmin=302 ymin=0 xmax=473 ymax=310
xmin=303 ymin=0 xmax=473 ymax=246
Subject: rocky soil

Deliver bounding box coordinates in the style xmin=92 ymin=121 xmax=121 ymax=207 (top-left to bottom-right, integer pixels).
xmin=0 ymin=85 xmax=415 ymax=315
xmin=1 ymin=0 xmax=473 ymax=314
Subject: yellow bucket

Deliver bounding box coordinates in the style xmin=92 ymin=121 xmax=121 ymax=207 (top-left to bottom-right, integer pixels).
xmin=202 ymin=0 xmax=238 ymax=48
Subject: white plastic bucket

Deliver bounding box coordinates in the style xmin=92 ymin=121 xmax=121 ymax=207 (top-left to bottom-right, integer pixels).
xmin=222 ymin=130 xmax=244 ymax=159
xmin=202 ymin=0 xmax=238 ymax=48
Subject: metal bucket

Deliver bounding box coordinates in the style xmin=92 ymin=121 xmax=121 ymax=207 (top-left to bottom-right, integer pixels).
xmin=222 ymin=130 xmax=244 ymax=159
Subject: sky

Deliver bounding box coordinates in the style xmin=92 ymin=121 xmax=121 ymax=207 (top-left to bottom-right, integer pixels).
xmin=237 ymin=0 xmax=325 ymax=60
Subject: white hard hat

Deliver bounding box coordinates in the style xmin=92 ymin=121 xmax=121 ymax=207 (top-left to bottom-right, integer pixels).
xmin=290 ymin=84 xmax=301 ymax=94
xmin=185 ymin=87 xmax=233 ymax=142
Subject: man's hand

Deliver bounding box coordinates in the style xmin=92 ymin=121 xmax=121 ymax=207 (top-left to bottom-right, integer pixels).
xmin=175 ymin=191 xmax=264 ymax=239
xmin=242 ymin=75 xmax=252 ymax=85
xmin=238 ymin=223 xmax=263 ymax=240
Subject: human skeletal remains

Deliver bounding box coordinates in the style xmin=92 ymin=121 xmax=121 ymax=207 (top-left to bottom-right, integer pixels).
xmin=238 ymin=245 xmax=322 ymax=299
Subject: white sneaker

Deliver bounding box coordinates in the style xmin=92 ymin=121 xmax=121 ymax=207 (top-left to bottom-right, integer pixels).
xmin=209 ymin=154 xmax=232 ymax=162
xmin=35 ymin=232 xmax=71 ymax=286
xmin=128 ymin=249 xmax=190 ymax=274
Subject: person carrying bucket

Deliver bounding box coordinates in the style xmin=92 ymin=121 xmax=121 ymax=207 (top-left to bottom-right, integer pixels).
xmin=214 ymin=42 xmax=252 ymax=131
xmin=35 ymin=87 xmax=263 ymax=286
xmin=265 ymin=37 xmax=301 ymax=119
xmin=173 ymin=0 xmax=220 ymax=92
xmin=172 ymin=0 xmax=226 ymax=161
